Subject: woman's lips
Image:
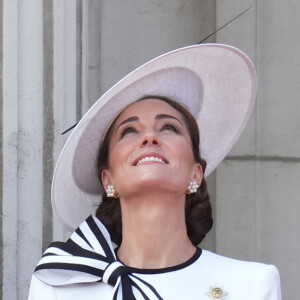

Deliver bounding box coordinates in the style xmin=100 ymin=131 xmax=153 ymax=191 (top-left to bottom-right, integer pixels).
xmin=132 ymin=153 xmax=169 ymax=166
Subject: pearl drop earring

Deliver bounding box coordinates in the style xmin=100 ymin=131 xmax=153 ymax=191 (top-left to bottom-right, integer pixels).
xmin=106 ymin=185 xmax=119 ymax=198
xmin=186 ymin=181 xmax=199 ymax=194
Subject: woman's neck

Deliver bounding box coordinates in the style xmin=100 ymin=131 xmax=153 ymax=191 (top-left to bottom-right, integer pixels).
xmin=117 ymin=192 xmax=196 ymax=269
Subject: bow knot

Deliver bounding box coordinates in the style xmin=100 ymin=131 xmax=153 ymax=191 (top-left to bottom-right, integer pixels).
xmin=103 ymin=261 xmax=129 ymax=286
xmin=34 ymin=215 xmax=162 ymax=300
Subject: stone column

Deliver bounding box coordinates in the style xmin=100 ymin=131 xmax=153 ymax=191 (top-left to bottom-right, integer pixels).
xmin=215 ymin=1 xmax=300 ymax=298
xmin=2 ymin=1 xmax=43 ymax=299
xmin=2 ymin=0 xmax=81 ymax=298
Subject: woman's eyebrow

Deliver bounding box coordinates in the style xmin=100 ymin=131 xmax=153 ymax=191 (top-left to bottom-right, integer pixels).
xmin=116 ymin=116 xmax=139 ymax=131
xmin=155 ymin=114 xmax=182 ymax=125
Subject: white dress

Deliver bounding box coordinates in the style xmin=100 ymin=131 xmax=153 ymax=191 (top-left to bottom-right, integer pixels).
xmin=28 ymin=248 xmax=281 ymax=300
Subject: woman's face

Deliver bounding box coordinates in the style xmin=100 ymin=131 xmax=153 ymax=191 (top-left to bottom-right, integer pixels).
xmin=101 ymin=99 xmax=202 ymax=198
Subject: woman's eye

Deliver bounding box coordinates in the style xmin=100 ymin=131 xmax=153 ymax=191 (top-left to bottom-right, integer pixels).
xmin=120 ymin=126 xmax=138 ymax=138
xmin=161 ymin=124 xmax=178 ymax=133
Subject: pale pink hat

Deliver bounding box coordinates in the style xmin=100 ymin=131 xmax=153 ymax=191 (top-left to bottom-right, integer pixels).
xmin=52 ymin=43 xmax=256 ymax=231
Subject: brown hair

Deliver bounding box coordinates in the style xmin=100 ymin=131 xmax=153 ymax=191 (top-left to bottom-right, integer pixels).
xmin=96 ymin=96 xmax=213 ymax=246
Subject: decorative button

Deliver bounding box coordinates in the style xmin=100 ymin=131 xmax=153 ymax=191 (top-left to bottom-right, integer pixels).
xmin=207 ymin=286 xmax=228 ymax=299
xmin=211 ymin=287 xmax=223 ymax=298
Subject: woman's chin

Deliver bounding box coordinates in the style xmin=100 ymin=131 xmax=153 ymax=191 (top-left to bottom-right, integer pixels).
xmin=132 ymin=178 xmax=184 ymax=194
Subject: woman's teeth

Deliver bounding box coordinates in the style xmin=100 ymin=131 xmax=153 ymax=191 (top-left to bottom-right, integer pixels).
xmin=136 ymin=156 xmax=165 ymax=166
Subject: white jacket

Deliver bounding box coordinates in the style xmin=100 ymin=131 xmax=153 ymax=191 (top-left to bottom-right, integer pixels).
xmin=28 ymin=248 xmax=281 ymax=300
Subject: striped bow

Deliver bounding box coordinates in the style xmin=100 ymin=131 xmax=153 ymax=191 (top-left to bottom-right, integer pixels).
xmin=34 ymin=215 xmax=162 ymax=300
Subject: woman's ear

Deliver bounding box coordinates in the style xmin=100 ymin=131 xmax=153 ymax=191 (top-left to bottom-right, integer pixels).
xmin=101 ymin=169 xmax=112 ymax=189
xmin=191 ymin=163 xmax=203 ymax=187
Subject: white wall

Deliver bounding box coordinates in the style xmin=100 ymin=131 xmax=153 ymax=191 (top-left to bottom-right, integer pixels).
xmin=215 ymin=1 xmax=300 ymax=299
xmin=2 ymin=1 xmax=43 ymax=299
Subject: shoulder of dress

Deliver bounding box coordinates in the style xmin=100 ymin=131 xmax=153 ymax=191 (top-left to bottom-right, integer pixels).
xmin=28 ymin=275 xmax=56 ymax=299
xmin=198 ymin=250 xmax=281 ymax=299
xmin=200 ymin=249 xmax=279 ymax=274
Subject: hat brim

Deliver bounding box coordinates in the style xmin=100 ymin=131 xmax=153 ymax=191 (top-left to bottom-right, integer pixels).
xmin=52 ymin=43 xmax=256 ymax=231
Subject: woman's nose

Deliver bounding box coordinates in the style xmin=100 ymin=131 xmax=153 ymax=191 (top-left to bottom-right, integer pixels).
xmin=140 ymin=134 xmax=160 ymax=146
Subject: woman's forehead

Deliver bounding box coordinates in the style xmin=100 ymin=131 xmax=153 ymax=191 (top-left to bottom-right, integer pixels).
xmin=114 ymin=98 xmax=183 ymax=124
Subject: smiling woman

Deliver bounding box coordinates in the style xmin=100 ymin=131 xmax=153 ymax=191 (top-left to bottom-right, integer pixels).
xmin=97 ymin=97 xmax=212 ymax=248
xmin=28 ymin=44 xmax=282 ymax=300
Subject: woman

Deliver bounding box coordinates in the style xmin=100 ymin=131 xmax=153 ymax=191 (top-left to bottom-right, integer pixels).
xmin=28 ymin=44 xmax=281 ymax=299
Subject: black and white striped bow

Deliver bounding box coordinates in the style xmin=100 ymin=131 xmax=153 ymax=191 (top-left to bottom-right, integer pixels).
xmin=34 ymin=215 xmax=162 ymax=300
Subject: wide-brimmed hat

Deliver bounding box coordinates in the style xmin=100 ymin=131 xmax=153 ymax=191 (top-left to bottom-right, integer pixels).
xmin=52 ymin=43 xmax=256 ymax=231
